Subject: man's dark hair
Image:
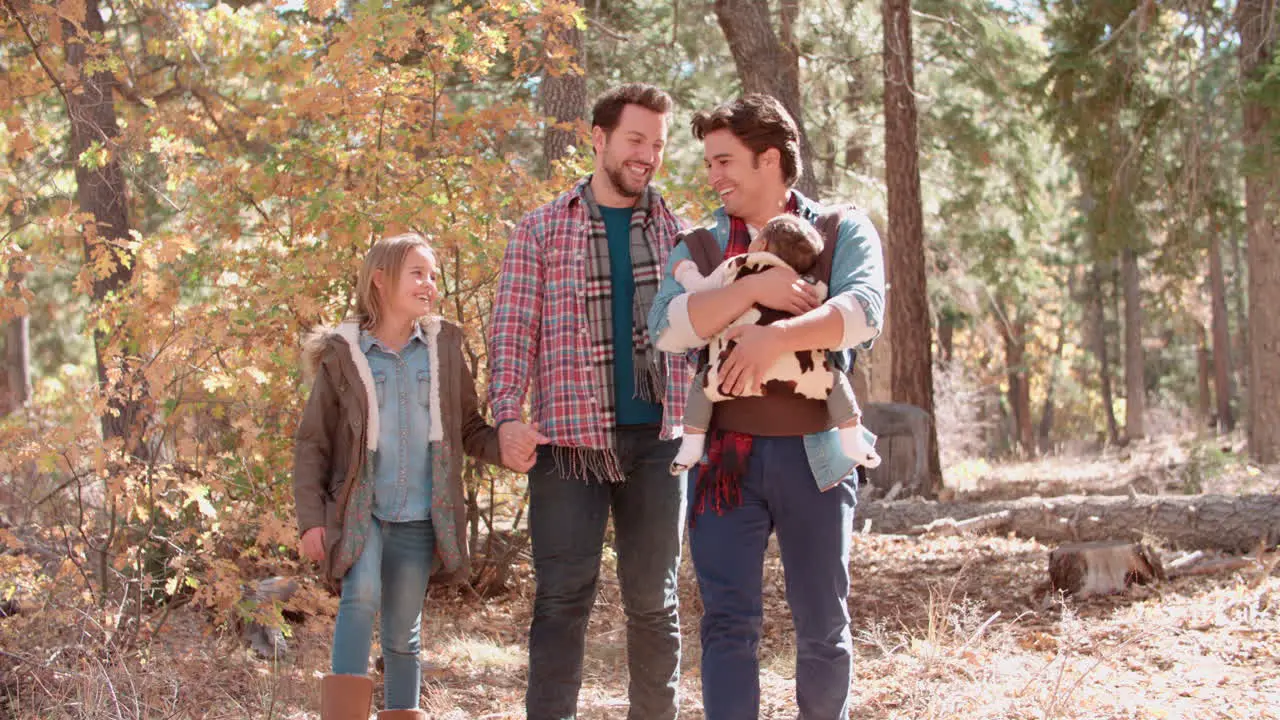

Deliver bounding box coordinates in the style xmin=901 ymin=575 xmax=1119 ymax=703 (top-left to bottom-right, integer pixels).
xmin=591 ymin=83 xmax=674 ymax=134
xmin=690 ymin=94 xmax=803 ymax=187
xmin=759 ymin=215 xmax=822 ymax=274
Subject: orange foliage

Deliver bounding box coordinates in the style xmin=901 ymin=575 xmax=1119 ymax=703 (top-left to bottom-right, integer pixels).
xmin=0 ymin=0 xmax=590 ymax=647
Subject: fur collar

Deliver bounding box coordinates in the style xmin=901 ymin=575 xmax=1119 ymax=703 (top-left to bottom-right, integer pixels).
xmin=301 ymin=317 xmax=444 ymax=451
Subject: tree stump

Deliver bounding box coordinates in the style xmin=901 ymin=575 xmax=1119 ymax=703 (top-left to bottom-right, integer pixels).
xmin=1048 ymin=541 xmax=1164 ymax=598
xmin=861 ymin=402 xmax=931 ymax=499
xmin=242 ymin=576 xmax=298 ymax=658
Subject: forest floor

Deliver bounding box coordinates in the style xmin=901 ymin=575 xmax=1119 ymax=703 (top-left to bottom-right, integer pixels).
xmin=3 ymin=432 xmax=1279 ymax=719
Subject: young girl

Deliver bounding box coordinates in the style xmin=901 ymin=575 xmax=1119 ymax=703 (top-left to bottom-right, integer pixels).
xmin=292 ymin=234 xmax=510 ymax=720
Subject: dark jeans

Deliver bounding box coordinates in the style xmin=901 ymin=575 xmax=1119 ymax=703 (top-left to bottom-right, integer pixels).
xmin=688 ymin=435 xmax=856 ymax=720
xmin=526 ymin=427 xmax=686 ymax=720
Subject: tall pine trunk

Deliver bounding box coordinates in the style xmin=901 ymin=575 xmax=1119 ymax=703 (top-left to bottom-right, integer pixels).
xmin=713 ymin=0 xmax=818 ymax=197
xmin=883 ymin=0 xmax=941 ymax=495
xmin=1002 ymin=314 xmax=1035 ymax=456
xmin=1038 ymin=320 xmax=1067 ymax=453
xmin=1239 ymin=0 xmax=1279 ymax=462
xmin=1197 ymin=330 xmax=1212 ymax=425
xmin=1 ymin=315 xmax=29 ymax=417
xmin=1121 ymin=248 xmax=1145 ymax=441
xmin=1208 ymin=228 xmax=1235 ymax=431
xmin=1 ymin=257 xmax=28 ymax=417
xmin=1231 ymin=226 xmax=1248 ymax=400
xmin=539 ymin=0 xmax=587 ymax=170
xmin=1089 ymin=265 xmax=1121 ymax=445
xmin=64 ymin=0 xmax=145 ymax=452
xmin=937 ymin=311 xmax=956 ymax=366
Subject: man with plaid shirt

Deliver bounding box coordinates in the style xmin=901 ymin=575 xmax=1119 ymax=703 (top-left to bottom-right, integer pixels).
xmin=487 ymin=83 xmax=691 ymax=720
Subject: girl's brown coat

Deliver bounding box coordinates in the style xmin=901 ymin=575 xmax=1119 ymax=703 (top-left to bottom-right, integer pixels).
xmin=292 ymin=318 xmax=501 ymax=585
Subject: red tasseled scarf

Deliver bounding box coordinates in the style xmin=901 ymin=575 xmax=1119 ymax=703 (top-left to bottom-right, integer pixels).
xmin=693 ymin=429 xmax=753 ymax=518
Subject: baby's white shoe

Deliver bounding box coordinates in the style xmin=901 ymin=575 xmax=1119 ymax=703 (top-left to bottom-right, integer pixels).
xmin=841 ymin=425 xmax=881 ymax=468
xmin=670 ymin=434 xmax=706 ymax=475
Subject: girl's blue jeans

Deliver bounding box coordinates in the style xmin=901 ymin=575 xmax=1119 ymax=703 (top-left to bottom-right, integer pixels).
xmin=331 ymin=517 xmax=434 ymax=710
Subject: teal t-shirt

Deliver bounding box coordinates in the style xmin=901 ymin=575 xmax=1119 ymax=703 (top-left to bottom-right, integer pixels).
xmin=600 ymin=205 xmax=663 ymax=426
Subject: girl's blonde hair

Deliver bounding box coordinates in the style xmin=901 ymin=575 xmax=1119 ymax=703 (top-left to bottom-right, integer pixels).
xmin=354 ymin=233 xmax=436 ymax=331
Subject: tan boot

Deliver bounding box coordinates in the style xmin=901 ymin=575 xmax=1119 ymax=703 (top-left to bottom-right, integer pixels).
xmin=320 ymin=673 xmax=373 ymax=720
xmin=376 ymin=711 xmax=427 ymax=719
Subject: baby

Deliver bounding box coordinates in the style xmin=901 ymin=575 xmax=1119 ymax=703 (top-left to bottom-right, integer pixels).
xmin=670 ymin=214 xmax=880 ymax=478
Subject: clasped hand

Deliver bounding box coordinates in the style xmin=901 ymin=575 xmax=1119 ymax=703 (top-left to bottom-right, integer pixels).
xmin=499 ymin=420 xmax=549 ymax=473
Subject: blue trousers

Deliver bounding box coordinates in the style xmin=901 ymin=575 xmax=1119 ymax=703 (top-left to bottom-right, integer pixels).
xmin=689 ymin=435 xmax=856 ymax=720
xmin=525 ymin=427 xmax=686 ymax=720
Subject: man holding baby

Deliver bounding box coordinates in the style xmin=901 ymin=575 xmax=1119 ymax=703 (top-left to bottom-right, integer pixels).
xmin=649 ymin=93 xmax=886 ymax=720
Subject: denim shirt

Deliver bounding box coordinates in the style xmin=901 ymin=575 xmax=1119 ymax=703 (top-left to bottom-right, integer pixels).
xmin=646 ymin=191 xmax=887 ymax=491
xmin=361 ymin=328 xmax=433 ymax=523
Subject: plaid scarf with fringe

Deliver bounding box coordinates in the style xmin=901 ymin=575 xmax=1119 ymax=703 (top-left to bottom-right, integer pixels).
xmin=573 ymin=180 xmax=666 ymax=482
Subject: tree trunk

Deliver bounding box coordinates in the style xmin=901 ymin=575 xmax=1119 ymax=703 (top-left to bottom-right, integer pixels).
xmin=1 ymin=263 xmax=29 ymax=417
xmin=859 ymin=494 xmax=1280 ymax=552
xmin=1088 ymin=265 xmax=1120 ymax=445
xmin=1197 ymin=328 xmax=1213 ymax=425
xmin=1208 ymin=229 xmax=1234 ymax=431
xmin=1231 ymin=226 xmax=1248 ymax=400
xmin=937 ymin=311 xmax=955 ymax=366
xmin=1 ymin=312 xmax=29 ymax=417
xmin=1239 ymin=0 xmax=1279 ymax=463
xmin=539 ymin=0 xmax=587 ymax=170
xmin=64 ymin=0 xmax=144 ymax=451
xmin=882 ymin=0 xmax=941 ymax=496
xmin=1038 ymin=320 xmax=1067 ymax=453
xmin=861 ymin=402 xmax=931 ymax=499
xmin=713 ymin=0 xmax=818 ymax=197
xmin=1001 ymin=314 xmax=1034 ymax=456
xmin=1121 ymin=247 xmax=1145 ymax=441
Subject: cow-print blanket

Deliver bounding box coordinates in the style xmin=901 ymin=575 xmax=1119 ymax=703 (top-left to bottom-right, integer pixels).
xmin=702 ymin=251 xmax=834 ymax=402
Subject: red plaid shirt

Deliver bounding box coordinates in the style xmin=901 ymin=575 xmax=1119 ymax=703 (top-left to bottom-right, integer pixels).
xmin=488 ymin=180 xmax=690 ymax=448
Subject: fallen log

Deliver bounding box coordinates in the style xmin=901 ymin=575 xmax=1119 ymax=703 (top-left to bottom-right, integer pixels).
xmin=1165 ymin=550 xmax=1205 ymax=572
xmin=914 ymin=510 xmax=1012 ymax=537
xmin=857 ymin=494 xmax=1280 ymax=552
xmin=1168 ymin=557 xmax=1254 ymax=578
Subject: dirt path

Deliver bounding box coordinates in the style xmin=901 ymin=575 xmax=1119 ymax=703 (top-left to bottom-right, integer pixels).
xmin=252 ymin=530 xmax=1277 ymax=720
xmin=6 ymin=442 xmax=1277 ymax=719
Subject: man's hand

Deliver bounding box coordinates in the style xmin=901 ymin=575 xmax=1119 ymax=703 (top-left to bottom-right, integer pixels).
xmin=745 ymin=266 xmax=821 ymax=315
xmin=719 ymin=324 xmax=788 ymax=397
xmin=300 ymin=526 xmax=326 ymax=563
xmin=499 ymin=421 xmax=549 ymax=473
